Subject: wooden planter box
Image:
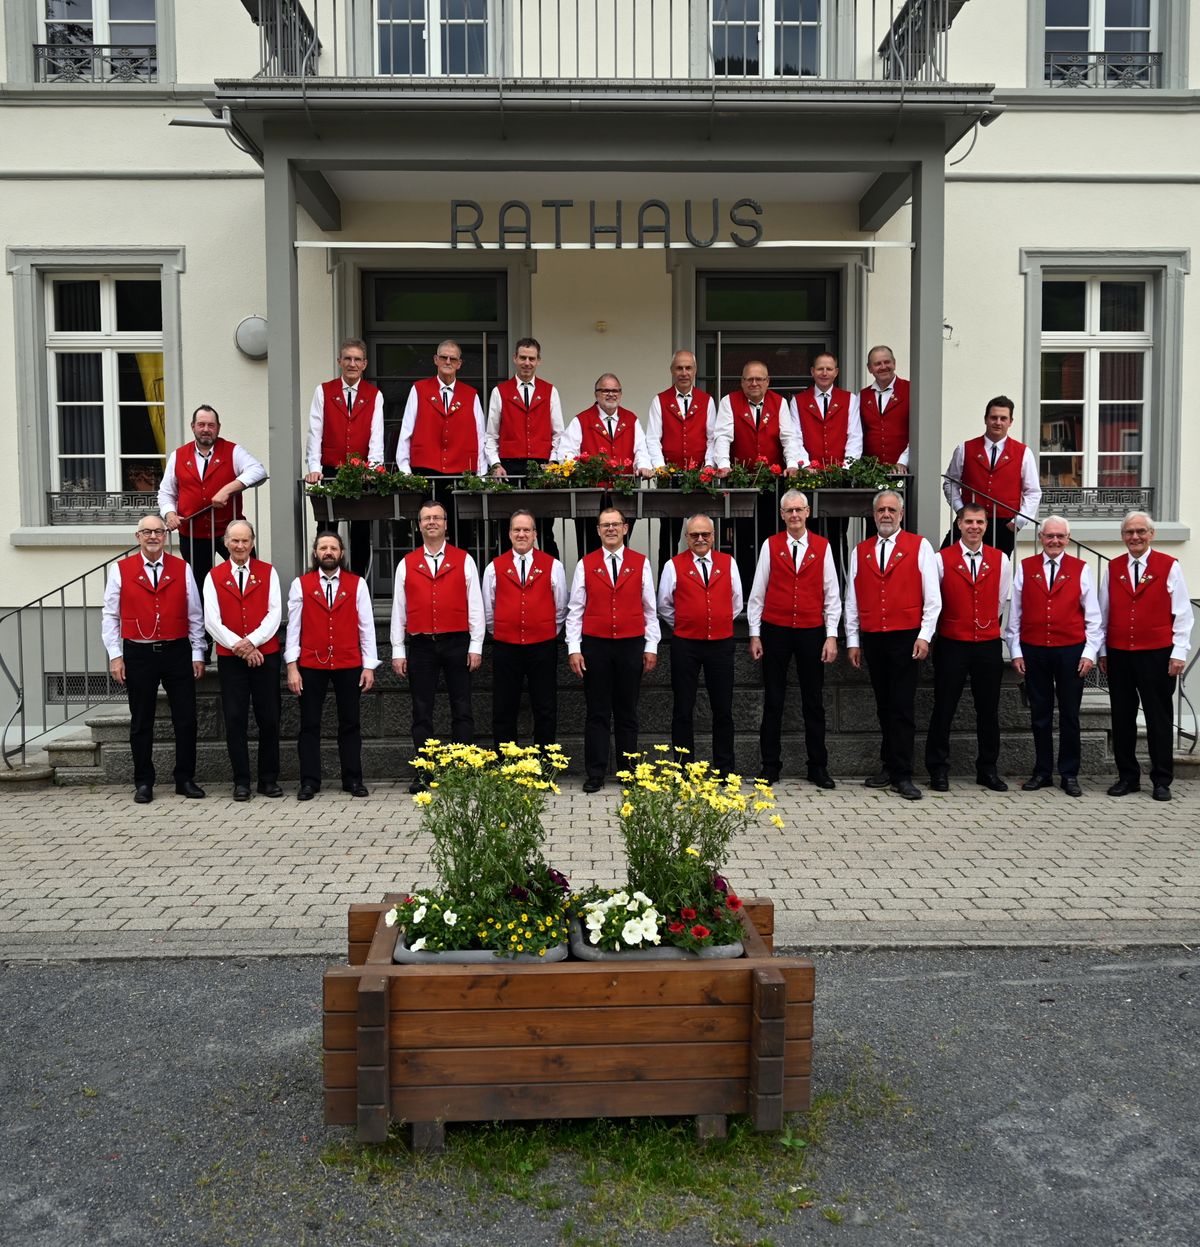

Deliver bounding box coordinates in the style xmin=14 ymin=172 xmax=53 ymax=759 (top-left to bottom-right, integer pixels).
xmin=323 ymin=897 xmax=814 ymax=1150
xmin=310 ymin=492 xmax=426 ymax=522
xmin=452 ymin=488 xmax=605 ymax=520
xmin=635 ymin=488 xmax=761 ymax=520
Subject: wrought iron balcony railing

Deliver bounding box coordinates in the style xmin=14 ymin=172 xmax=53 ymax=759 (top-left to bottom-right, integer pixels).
xmin=1045 ymin=50 xmax=1162 ymax=89
xmin=1038 ymin=486 xmax=1155 ymax=519
xmin=33 ymin=43 xmax=157 ymax=84
xmin=878 ymin=0 xmax=969 ymax=83
xmin=46 ymin=490 xmax=158 ymax=525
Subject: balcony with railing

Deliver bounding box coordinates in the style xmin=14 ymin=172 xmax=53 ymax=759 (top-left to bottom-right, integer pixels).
xmin=33 ymin=42 xmax=158 ymax=84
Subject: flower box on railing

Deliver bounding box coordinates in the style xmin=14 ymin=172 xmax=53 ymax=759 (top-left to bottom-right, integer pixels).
xmin=634 ymin=488 xmax=761 ymax=520
xmin=311 ymin=492 xmax=426 ymax=523
xmin=452 ymin=488 xmax=606 ymax=520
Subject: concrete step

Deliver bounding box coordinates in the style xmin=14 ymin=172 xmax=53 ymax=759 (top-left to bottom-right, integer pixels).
xmin=45 ymin=732 xmax=100 ymax=769
xmin=53 ymin=765 xmax=109 ymax=787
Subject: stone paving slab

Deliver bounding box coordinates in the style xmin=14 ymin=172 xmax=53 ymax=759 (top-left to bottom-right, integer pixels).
xmin=1 ymin=776 xmax=1198 ymax=961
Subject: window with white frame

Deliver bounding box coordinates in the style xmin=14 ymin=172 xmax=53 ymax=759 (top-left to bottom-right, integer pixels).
xmin=37 ymin=1 xmax=158 ymax=83
xmin=1038 ymin=276 xmax=1152 ymax=491
xmin=1044 ymin=0 xmax=1160 ymax=87
xmin=377 ymin=0 xmax=488 ymax=76
xmin=46 ymin=274 xmax=166 ymax=499
xmin=713 ymin=0 xmax=823 ymax=78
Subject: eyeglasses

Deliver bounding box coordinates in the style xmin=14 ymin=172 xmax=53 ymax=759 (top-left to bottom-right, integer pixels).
xmin=781 ymin=507 xmax=809 ymax=515
xmin=596 ymin=388 xmax=622 ymax=395
xmin=598 ymin=522 xmax=624 ymax=529
xmin=687 ymin=532 xmax=714 ymax=541
xmin=1123 ymin=528 xmax=1150 ymax=536
xmin=137 ymin=528 xmax=166 ymax=537
xmin=435 ymin=354 xmax=462 ymax=364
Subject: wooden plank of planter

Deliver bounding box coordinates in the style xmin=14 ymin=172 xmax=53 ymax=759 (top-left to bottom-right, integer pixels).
xmin=749 ymin=966 xmax=787 ymax=1131
xmin=742 ymin=896 xmax=774 ymax=949
xmin=356 ymin=974 xmax=390 ymax=1143
xmin=783 ymin=1076 xmax=812 ymax=1111
xmin=348 ymin=903 xmax=390 ymax=965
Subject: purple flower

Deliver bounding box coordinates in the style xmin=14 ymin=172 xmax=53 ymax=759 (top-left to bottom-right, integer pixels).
xmin=712 ymin=873 xmax=729 ymax=894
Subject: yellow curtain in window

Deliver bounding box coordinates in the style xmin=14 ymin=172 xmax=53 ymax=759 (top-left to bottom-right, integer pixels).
xmin=133 ymin=351 xmax=166 ymax=456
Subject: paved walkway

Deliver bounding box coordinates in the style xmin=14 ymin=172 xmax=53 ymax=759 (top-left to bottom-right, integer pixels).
xmin=2 ymin=769 xmax=1197 ymax=961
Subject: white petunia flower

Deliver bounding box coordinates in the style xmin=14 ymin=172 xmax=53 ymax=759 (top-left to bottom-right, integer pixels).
xmin=384 ymin=909 xmax=397 ymax=927
xmin=443 ymin=910 xmax=457 ymax=926
xmin=621 ymin=918 xmax=645 ymax=946
xmin=412 ymin=905 xmax=427 ymax=924
xmin=410 ymin=937 xmax=427 ymax=952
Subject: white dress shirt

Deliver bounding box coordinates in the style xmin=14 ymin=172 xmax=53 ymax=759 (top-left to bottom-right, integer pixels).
xmin=485 ymin=378 xmax=565 ymax=466
xmin=565 ymin=547 xmax=661 ymax=654
xmin=1004 ymin=555 xmax=1103 ymax=662
xmin=745 ymin=534 xmax=841 ymax=637
xmin=201 ymin=559 xmax=283 ymax=652
xmin=388 ymin=544 xmax=486 ymax=659
xmin=101 ymin=557 xmax=206 ymax=660
xmin=557 ymin=408 xmax=652 ymax=471
xmin=395 ymin=380 xmax=488 ymax=475
xmin=305 ymin=381 xmax=386 ymax=474
xmin=158 ymin=441 xmax=267 ymax=517
xmin=787 ymin=388 xmax=863 ymax=467
xmin=284 ymin=571 xmax=380 ymax=668
xmin=943 ymin=435 xmax=1043 ymax=531
xmin=482 ymin=551 xmax=569 ymax=635
xmin=644 ymin=390 xmax=717 ymax=469
xmin=844 ymin=534 xmax=942 ymax=647
xmin=1097 ymin=548 xmax=1194 ymax=660
xmin=711 ymin=392 xmax=802 ymax=470
xmin=657 ymin=552 xmax=744 ymax=629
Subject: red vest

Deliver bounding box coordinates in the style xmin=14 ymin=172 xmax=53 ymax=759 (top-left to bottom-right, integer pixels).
xmin=859 ymin=378 xmax=910 ymax=464
xmin=936 ymin=545 xmax=1003 ymax=642
xmin=403 ymin=545 xmax=470 ymax=634
xmin=1105 ymin=550 xmax=1176 ymax=652
xmin=408 ymin=377 xmax=480 ymax=473
xmin=961 ymin=435 xmax=1027 ymax=519
xmin=728 ymin=390 xmax=787 ymax=468
xmin=297 ymin=570 xmax=363 ymax=669
xmin=490 ymin=549 xmax=559 ymax=644
xmin=669 ymin=551 xmax=735 ymax=640
xmin=853 ymin=530 xmax=926 ymax=633
xmin=319 ymin=378 xmax=380 ymax=467
xmin=118 ymin=552 xmax=189 ymax=642
xmin=575 ymin=406 xmax=639 ymax=466
xmin=174 ymin=438 xmax=242 ymax=539
xmin=761 ymin=531 xmax=829 ymax=629
xmin=209 ymin=558 xmax=281 ymax=657
xmin=793 ymin=387 xmax=853 ymax=467
xmin=581 ymin=547 xmax=648 ymax=639
xmin=495 ymin=377 xmax=554 ymax=460
xmin=657 ymin=388 xmax=712 ymax=468
xmin=1018 ymin=554 xmax=1087 ymax=647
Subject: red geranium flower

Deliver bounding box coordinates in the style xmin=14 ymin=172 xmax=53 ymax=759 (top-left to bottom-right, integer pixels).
xmin=690 ymin=924 xmax=711 ymax=939
xmin=668 ymin=921 xmax=686 ymax=934
xmin=726 ymin=894 xmax=743 ymax=911
xmin=769 ymin=463 xmax=782 ymax=476
xmin=680 ymin=907 xmax=697 ymax=921
xmin=755 ymin=455 xmax=768 ymax=464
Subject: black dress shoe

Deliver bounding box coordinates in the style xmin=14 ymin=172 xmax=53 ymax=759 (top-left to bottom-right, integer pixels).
xmin=976 ymin=773 xmax=1009 ymax=793
xmin=296 ymin=784 xmax=316 ymax=802
xmin=232 ymin=785 xmax=251 ymax=802
xmin=257 ymin=782 xmax=284 ymax=798
xmin=408 ymin=778 xmax=428 ymax=795
xmin=343 ymin=782 xmax=369 ymax=798
xmin=175 ymin=780 xmax=206 ymax=799
xmin=133 ymin=785 xmax=153 ymax=804
xmin=1022 ymin=774 xmax=1053 ymax=791
xmin=1106 ymin=778 xmax=1141 ymax=797
xmin=1152 ymin=784 xmax=1172 ymax=802
xmin=807 ymin=768 xmax=836 ymax=790
xmin=863 ymin=771 xmax=892 ymax=788
xmin=1060 ymin=776 xmax=1083 ymax=798
xmin=582 ymin=776 xmax=604 ymax=793
xmin=928 ymin=774 xmax=950 ymax=792
xmin=761 ymin=769 xmax=781 ymax=785
xmin=891 ymin=779 xmax=923 ymax=801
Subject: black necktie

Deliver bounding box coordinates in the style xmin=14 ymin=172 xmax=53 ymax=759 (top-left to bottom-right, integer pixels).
xmin=238 ymin=566 xmax=246 ymax=595
xmin=1132 ymin=559 xmax=1141 ymax=587
xmin=698 ymin=557 xmax=709 ymax=587
xmin=968 ymin=552 xmax=977 ymax=582
xmin=680 ymin=394 xmax=690 ymax=417
xmin=1047 ymin=559 xmax=1058 ymax=590
xmin=518 ymin=556 xmax=527 ymax=584
xmin=753 ymin=404 xmax=761 ymax=429
xmin=522 ymin=383 xmax=531 ymax=407
xmin=877 ymin=387 xmax=890 ymax=412
xmin=429 ymin=553 xmax=441 ymax=577
xmin=606 ymin=417 xmax=615 ymax=441
xmin=791 ymin=541 xmax=800 ymax=570
xmin=442 ymin=386 xmax=452 ymax=409
xmin=879 ymin=539 xmax=890 ymax=570
xmin=345 ymin=386 xmax=353 ymax=410
xmin=989 ymin=443 xmax=998 ymax=470
xmin=610 ymin=555 xmax=619 ymax=585
xmin=149 ymin=561 xmax=160 ymax=589
xmin=821 ymin=391 xmax=829 ymax=417
xmin=197 ymin=454 xmax=208 ymax=480
xmin=325 ymin=578 xmax=334 ymax=608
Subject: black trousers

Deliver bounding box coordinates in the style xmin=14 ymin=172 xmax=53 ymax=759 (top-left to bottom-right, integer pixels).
xmin=759 ymin=623 xmax=827 ymax=775
xmin=406 ymin=631 xmax=474 ymax=751
xmin=1022 ymin=641 xmax=1085 ymax=780
xmin=178 ymin=533 xmax=227 ymax=594
xmin=491 ymin=637 xmax=559 ymax=748
xmin=1107 ymin=646 xmax=1176 ymax=788
xmin=860 ymin=627 xmax=921 ymax=782
xmin=123 ymin=638 xmax=197 ymax=787
xmin=313 ymin=465 xmax=370 ymax=577
xmin=216 ymin=651 xmax=281 ymax=787
xmin=923 ymin=636 xmax=1003 ymax=777
xmin=670 ymin=634 xmax=736 ymax=774
xmin=498 ymin=457 xmax=559 ymax=560
xmin=581 ymin=635 xmax=644 ymax=780
xmin=296 ymin=665 xmax=363 ymax=789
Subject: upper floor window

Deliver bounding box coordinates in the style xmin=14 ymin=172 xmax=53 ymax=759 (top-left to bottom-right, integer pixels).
xmin=1044 ymin=0 xmax=1160 ymax=87
xmin=713 ymin=0 xmax=823 ymax=78
xmin=377 ymin=0 xmax=488 ymax=77
xmin=37 ymin=1 xmax=158 ymax=84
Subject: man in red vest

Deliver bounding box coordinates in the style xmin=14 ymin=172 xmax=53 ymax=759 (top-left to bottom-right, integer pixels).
xmin=859 ymin=346 xmax=910 ymax=470
xmin=746 ymin=490 xmax=840 ymax=788
xmin=1099 ymin=511 xmax=1193 ymax=802
xmin=565 ymin=506 xmax=660 ymax=792
xmin=305 ymin=339 xmax=385 ymax=576
xmin=483 ymin=509 xmax=567 ymax=750
xmin=845 ymin=490 xmax=942 ymax=800
xmin=657 ymin=512 xmax=743 ymax=775
xmin=646 ymin=350 xmax=716 ymax=569
xmin=943 ymin=396 xmax=1042 ymax=556
xmin=285 ymin=532 xmax=378 ymax=801
xmin=101 ymin=514 xmax=207 ymax=803
xmin=1004 ymin=516 xmax=1102 ymax=797
xmin=923 ymin=503 xmax=1012 ymax=793
xmin=390 ymin=500 xmax=485 ymax=792
xmin=486 ymin=337 xmax=564 ymax=558
xmin=201 ymin=519 xmax=282 ymax=801
xmin=396 ymin=339 xmax=487 ymax=549
xmin=712 ymin=360 xmax=799 ymax=594
xmin=159 ymin=404 xmax=265 ymax=593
